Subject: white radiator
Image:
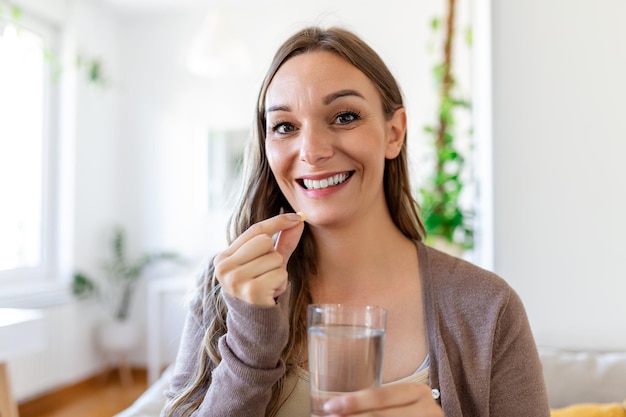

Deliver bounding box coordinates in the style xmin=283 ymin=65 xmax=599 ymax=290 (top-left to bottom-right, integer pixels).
xmin=147 ymin=276 xmax=193 ymax=384
xmin=8 ymin=301 xmax=103 ymax=402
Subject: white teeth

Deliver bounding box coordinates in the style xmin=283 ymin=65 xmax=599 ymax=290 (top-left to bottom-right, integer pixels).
xmin=303 ymin=173 xmax=349 ymax=190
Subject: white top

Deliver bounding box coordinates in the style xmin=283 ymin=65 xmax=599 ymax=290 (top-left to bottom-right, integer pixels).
xmin=276 ymin=360 xmax=430 ymax=417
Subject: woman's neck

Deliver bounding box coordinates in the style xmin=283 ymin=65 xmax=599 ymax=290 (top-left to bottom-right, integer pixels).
xmin=308 ymin=211 xmax=417 ymax=303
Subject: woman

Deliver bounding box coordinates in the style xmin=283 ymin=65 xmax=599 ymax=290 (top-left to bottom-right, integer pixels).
xmin=162 ymin=26 xmax=550 ymax=417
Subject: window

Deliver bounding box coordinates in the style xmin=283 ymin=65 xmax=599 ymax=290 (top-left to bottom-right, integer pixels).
xmin=0 ymin=12 xmax=58 ymax=283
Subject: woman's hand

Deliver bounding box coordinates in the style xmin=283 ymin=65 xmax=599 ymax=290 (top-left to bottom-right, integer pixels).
xmin=323 ymin=383 xmax=443 ymax=417
xmin=214 ymin=212 xmax=305 ymax=306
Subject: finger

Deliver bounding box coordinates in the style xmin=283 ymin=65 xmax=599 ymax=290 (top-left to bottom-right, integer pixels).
xmin=220 ymin=212 xmax=304 ymax=258
xmin=228 ymin=250 xmax=284 ymax=286
xmin=272 ymin=276 xmax=289 ymax=299
xmin=237 ymin=267 xmax=289 ymax=305
xmin=215 ymin=212 xmax=305 ymax=273
xmin=216 ymin=251 xmax=287 ymax=305
xmin=325 ymin=399 xmax=442 ymax=417
xmin=274 ymin=219 xmax=305 ymax=269
xmin=214 ymin=234 xmax=275 ymax=287
xmin=324 ymin=383 xmax=437 ymax=415
xmin=221 ymin=234 xmax=276 ymax=271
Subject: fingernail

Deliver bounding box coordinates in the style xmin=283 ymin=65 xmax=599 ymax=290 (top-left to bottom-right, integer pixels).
xmin=296 ymin=211 xmax=307 ymax=221
xmin=323 ymin=398 xmax=341 ymax=413
xmin=285 ymin=213 xmax=302 ymax=222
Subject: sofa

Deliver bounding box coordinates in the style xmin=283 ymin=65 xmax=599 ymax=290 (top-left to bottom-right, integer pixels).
xmin=115 ymin=347 xmax=626 ymax=416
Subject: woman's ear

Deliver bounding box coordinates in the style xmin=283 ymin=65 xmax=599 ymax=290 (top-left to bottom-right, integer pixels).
xmin=385 ymin=107 xmax=407 ymax=159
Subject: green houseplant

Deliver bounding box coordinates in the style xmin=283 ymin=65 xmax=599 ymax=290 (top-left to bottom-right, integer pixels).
xmin=72 ymin=227 xmax=181 ymax=321
xmin=419 ymin=0 xmax=474 ymax=252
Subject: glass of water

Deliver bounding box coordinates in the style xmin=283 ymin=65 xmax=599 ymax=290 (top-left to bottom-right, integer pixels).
xmin=307 ymin=304 xmax=387 ymax=417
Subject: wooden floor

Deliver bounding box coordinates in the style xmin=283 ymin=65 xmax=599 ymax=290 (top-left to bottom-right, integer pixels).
xmin=18 ymin=368 xmax=148 ymax=417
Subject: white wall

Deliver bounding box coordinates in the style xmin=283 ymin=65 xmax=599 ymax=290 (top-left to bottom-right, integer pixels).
xmin=492 ymin=0 xmax=626 ymax=350
xmin=73 ymin=0 xmax=123 ymax=278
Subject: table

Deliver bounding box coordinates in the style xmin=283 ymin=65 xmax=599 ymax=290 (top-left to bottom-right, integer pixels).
xmin=0 ymin=308 xmax=44 ymax=417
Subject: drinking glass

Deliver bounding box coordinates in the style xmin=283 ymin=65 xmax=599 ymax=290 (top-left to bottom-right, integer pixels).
xmin=307 ymin=304 xmax=387 ymax=417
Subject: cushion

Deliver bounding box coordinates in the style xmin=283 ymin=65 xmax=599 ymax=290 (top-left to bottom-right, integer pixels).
xmin=551 ymin=402 xmax=626 ymax=417
xmin=539 ymin=347 xmax=626 ymax=408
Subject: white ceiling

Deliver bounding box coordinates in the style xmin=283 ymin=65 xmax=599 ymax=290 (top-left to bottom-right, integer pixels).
xmin=101 ymin=0 xmax=211 ymax=12
xmin=100 ymin=0 xmax=296 ymax=12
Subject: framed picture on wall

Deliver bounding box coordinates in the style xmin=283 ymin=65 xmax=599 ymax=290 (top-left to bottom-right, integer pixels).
xmin=207 ymin=129 xmax=249 ymax=211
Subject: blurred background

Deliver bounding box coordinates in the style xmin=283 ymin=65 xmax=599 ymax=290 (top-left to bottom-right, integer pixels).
xmin=0 ymin=0 xmax=625 ymax=412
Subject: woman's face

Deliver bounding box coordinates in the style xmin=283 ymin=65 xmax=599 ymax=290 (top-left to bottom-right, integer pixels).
xmin=264 ymin=51 xmax=406 ymax=227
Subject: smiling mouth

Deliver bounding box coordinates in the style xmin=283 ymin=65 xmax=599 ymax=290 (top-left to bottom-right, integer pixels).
xmin=300 ymin=172 xmax=352 ymax=190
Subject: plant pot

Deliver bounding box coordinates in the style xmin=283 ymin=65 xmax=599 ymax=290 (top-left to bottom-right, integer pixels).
xmin=96 ymin=319 xmax=139 ymax=354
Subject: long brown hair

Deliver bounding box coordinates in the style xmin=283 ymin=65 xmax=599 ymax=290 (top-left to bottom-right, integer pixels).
xmin=164 ymin=26 xmax=425 ymax=417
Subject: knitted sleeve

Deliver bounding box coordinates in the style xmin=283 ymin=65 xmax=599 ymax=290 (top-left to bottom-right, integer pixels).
xmin=488 ymin=287 xmax=550 ymax=416
xmin=162 ymin=270 xmax=290 ymax=417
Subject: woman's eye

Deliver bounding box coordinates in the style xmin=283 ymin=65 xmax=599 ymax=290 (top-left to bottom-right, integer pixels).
xmin=271 ymin=122 xmax=296 ymax=135
xmin=334 ymin=111 xmax=361 ymax=125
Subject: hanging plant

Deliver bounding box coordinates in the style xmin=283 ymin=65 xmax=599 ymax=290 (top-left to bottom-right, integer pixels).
xmin=419 ymin=0 xmax=474 ymax=251
xmin=76 ymin=54 xmax=110 ymax=87
xmin=0 ymin=2 xmax=107 ymax=86
xmin=0 ymin=0 xmax=21 ymax=21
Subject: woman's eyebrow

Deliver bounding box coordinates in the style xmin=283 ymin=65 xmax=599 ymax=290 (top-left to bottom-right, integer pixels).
xmin=324 ymin=89 xmax=365 ymax=105
xmin=266 ymin=89 xmax=365 ymax=113
xmin=266 ymin=104 xmax=290 ymax=113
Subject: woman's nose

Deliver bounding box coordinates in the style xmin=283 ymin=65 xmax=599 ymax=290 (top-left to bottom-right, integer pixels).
xmin=299 ymin=124 xmax=334 ymax=165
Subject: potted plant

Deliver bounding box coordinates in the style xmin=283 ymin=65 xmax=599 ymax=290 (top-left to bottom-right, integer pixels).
xmin=72 ymin=226 xmax=181 ymax=352
xmin=419 ymin=0 xmax=474 ymax=255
